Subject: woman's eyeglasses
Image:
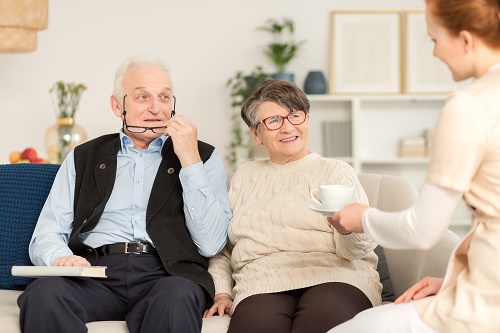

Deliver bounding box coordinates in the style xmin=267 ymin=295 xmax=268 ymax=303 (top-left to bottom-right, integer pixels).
xmin=256 ymin=110 xmax=307 ymax=131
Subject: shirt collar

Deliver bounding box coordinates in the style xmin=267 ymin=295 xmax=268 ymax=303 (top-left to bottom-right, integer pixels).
xmin=119 ymin=129 xmax=169 ymax=153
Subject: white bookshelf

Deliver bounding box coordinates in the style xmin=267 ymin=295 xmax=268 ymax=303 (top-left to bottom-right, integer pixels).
xmin=308 ymin=94 xmax=472 ymax=237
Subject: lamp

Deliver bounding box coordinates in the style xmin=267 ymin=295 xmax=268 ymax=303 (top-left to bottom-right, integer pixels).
xmin=0 ymin=0 xmax=48 ymax=53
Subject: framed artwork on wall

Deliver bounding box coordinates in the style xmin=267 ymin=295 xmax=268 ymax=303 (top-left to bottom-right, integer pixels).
xmin=404 ymin=9 xmax=468 ymax=94
xmin=329 ymin=10 xmax=403 ymax=95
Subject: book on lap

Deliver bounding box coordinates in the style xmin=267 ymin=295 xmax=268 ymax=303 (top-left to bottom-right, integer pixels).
xmin=11 ymin=265 xmax=107 ymax=278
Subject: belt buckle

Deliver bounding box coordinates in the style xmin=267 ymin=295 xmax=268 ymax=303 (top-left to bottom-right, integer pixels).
xmin=125 ymin=242 xmax=146 ymax=254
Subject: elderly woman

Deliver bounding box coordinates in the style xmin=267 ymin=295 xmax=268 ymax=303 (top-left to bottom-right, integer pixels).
xmin=204 ymin=78 xmax=381 ymax=332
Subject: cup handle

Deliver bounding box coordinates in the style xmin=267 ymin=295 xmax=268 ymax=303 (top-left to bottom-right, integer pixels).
xmin=310 ymin=189 xmax=322 ymax=206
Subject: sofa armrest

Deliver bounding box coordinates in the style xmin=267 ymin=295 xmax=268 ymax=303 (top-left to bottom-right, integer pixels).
xmin=384 ymin=229 xmax=461 ymax=298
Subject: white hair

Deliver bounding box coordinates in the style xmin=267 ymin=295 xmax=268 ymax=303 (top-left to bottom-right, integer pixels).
xmin=112 ymin=54 xmax=173 ymax=103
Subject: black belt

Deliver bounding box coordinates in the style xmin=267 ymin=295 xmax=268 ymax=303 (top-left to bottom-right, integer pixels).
xmin=96 ymin=242 xmax=156 ymax=255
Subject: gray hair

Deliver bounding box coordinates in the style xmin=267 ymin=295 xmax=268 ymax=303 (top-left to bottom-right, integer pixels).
xmin=112 ymin=54 xmax=172 ymax=104
xmin=241 ymin=78 xmax=310 ymax=129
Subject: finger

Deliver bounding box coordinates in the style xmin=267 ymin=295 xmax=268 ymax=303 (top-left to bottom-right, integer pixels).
xmin=395 ymin=291 xmax=411 ymax=304
xmin=395 ymin=281 xmax=425 ymax=303
xmin=218 ymin=304 xmax=225 ymax=317
xmin=204 ymin=306 xmax=215 ymax=318
xmin=413 ymin=290 xmax=428 ymax=300
xmin=413 ymin=283 xmax=439 ymax=300
xmin=166 ymin=115 xmax=191 ymax=129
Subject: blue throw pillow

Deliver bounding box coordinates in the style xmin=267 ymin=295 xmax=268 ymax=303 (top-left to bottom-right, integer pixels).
xmin=0 ymin=163 xmax=60 ymax=290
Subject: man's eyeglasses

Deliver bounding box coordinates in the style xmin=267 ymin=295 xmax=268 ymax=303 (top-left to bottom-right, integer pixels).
xmin=122 ymin=94 xmax=176 ymax=134
xmin=256 ymin=110 xmax=307 ymax=131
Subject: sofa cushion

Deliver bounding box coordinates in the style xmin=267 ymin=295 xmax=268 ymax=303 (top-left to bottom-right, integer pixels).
xmin=0 ymin=163 xmax=60 ymax=290
xmin=374 ymin=245 xmax=395 ymax=302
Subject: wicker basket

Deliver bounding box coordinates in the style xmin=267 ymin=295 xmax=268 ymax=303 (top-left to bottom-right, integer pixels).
xmin=0 ymin=0 xmax=49 ymax=53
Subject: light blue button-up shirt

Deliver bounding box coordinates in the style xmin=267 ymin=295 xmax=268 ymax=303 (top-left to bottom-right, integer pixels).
xmin=29 ymin=131 xmax=232 ymax=266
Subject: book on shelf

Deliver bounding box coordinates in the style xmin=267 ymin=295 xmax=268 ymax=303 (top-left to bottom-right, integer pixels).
xmin=322 ymin=120 xmax=352 ymax=157
xmin=399 ymin=147 xmax=427 ymax=158
xmin=399 ymin=133 xmax=437 ymax=158
xmin=425 ymin=129 xmax=435 ymax=150
xmin=11 ymin=265 xmax=107 ymax=278
xmin=400 ymin=136 xmax=426 ymax=148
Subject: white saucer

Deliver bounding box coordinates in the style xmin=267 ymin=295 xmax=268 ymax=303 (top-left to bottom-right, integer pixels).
xmin=308 ymin=205 xmax=337 ymax=216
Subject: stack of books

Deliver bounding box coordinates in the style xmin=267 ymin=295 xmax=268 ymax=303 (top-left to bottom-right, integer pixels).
xmin=399 ymin=136 xmax=426 ymax=158
xmin=425 ymin=130 xmax=435 ymax=156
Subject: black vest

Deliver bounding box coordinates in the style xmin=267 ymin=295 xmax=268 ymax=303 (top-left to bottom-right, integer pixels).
xmin=68 ymin=134 xmax=217 ymax=301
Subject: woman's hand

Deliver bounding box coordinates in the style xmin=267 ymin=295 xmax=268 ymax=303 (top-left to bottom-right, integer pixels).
xmin=203 ymin=293 xmax=233 ymax=318
xmin=327 ymin=203 xmax=368 ymax=234
xmin=395 ymin=277 xmax=443 ymax=304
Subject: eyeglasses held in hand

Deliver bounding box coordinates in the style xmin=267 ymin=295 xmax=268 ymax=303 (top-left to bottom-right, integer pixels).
xmin=121 ymin=94 xmax=176 ymax=134
xmin=257 ymin=110 xmax=307 ymax=131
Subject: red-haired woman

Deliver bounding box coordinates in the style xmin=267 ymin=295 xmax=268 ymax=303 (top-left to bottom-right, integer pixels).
xmin=328 ymin=0 xmax=500 ymax=332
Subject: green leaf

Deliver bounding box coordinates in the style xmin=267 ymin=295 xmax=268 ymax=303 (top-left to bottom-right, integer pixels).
xmin=257 ymin=17 xmax=306 ymax=73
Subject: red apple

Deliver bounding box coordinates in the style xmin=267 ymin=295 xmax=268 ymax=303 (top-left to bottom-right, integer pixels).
xmin=21 ymin=147 xmax=38 ymax=162
xmin=32 ymin=158 xmax=46 ymax=164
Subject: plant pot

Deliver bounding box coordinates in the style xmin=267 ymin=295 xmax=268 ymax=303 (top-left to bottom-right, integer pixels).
xmin=270 ymin=72 xmax=295 ymax=83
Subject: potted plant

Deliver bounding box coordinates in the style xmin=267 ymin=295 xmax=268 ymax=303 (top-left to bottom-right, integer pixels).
xmin=225 ymin=66 xmax=269 ymax=169
xmin=257 ymin=17 xmax=305 ymax=83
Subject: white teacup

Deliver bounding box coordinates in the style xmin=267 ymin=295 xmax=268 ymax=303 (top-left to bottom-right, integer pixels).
xmin=310 ymin=185 xmax=355 ymax=211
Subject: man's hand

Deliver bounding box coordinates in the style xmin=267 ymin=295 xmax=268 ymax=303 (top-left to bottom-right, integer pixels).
xmin=203 ymin=293 xmax=233 ymax=318
xmin=395 ymin=277 xmax=443 ymax=303
xmin=164 ymin=115 xmax=201 ymax=167
xmin=327 ymin=203 xmax=368 ymax=234
xmin=53 ymin=255 xmax=91 ymax=266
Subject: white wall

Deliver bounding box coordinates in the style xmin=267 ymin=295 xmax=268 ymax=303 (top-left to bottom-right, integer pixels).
xmin=0 ymin=0 xmax=423 ymax=168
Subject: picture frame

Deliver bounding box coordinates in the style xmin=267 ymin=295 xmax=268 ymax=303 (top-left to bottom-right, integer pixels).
xmin=329 ymin=10 xmax=403 ymax=95
xmin=404 ymin=9 xmax=466 ymax=94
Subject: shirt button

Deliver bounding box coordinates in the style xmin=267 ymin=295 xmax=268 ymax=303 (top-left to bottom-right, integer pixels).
xmin=136 ymin=179 xmax=140 ymax=183
xmin=139 ymin=153 xmax=143 ymax=157
xmin=134 ymin=221 xmax=139 ymax=225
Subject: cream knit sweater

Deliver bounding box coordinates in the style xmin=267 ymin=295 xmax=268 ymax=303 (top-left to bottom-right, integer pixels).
xmin=208 ymin=153 xmax=382 ymax=311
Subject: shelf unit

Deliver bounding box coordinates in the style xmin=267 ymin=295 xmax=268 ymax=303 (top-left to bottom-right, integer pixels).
xmin=308 ymin=94 xmax=472 ymax=237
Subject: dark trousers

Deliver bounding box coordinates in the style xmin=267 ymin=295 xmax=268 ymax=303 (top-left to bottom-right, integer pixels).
xmin=18 ymin=253 xmax=207 ymax=333
xmin=227 ymin=282 xmax=372 ymax=333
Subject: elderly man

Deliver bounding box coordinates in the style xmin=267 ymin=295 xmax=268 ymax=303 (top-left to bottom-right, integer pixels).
xmin=18 ymin=54 xmax=231 ymax=333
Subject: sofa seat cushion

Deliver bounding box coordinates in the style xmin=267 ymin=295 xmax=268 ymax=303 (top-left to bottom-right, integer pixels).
xmin=0 ymin=290 xmax=21 ymax=332
xmin=0 ymin=290 xmax=230 ymax=333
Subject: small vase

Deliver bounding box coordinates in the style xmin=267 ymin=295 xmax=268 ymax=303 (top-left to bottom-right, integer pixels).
xmin=304 ymin=71 xmax=327 ymax=94
xmin=45 ymin=117 xmax=87 ymax=164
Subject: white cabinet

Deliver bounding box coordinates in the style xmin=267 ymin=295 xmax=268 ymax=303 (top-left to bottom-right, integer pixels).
xmin=308 ymin=94 xmax=472 ymax=237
